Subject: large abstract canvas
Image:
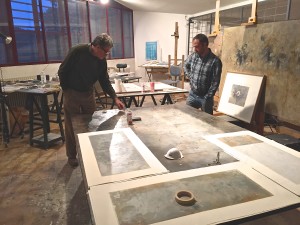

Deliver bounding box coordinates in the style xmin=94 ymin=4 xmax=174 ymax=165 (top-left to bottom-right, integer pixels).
xmin=218 ymin=72 xmax=264 ymax=123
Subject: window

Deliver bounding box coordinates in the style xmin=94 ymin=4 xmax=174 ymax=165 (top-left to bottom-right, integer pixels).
xmin=108 ymin=7 xmax=122 ymax=59
xmin=11 ymin=0 xmax=46 ymax=63
xmin=89 ymin=2 xmax=107 ymax=40
xmin=68 ymin=0 xmax=89 ymax=47
xmin=0 ymin=0 xmax=134 ymax=66
xmin=188 ymin=0 xmax=293 ymax=55
xmin=43 ymin=0 xmax=69 ymax=61
xmin=0 ymin=1 xmax=14 ymax=65
xmin=122 ymin=9 xmax=134 ymax=58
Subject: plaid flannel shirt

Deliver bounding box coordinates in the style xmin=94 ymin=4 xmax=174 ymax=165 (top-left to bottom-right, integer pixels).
xmin=184 ymin=49 xmax=222 ymax=99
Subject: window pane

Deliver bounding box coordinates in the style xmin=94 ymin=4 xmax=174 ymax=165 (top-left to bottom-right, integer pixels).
xmin=68 ymin=0 xmax=90 ymax=47
xmin=11 ymin=0 xmax=46 ymax=63
xmin=0 ymin=0 xmax=14 ymax=65
xmin=122 ymin=10 xmax=134 ymax=58
xmin=108 ymin=7 xmax=122 ymax=59
xmin=43 ymin=0 xmax=69 ymax=61
xmin=89 ymin=2 xmax=107 ymax=40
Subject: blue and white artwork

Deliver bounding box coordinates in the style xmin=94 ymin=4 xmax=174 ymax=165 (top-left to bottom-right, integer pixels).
xmin=146 ymin=41 xmax=157 ymax=60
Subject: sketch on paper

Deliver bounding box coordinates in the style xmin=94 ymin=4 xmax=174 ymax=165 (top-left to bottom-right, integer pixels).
xmin=228 ymin=84 xmax=249 ymax=107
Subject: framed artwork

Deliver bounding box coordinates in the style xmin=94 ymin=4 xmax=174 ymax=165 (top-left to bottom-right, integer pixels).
xmin=87 ymin=162 xmax=299 ymax=225
xmin=146 ymin=41 xmax=157 ymax=60
xmin=218 ymin=72 xmax=264 ymax=123
xmin=204 ymin=131 xmax=300 ymax=196
xmin=77 ymin=128 xmax=168 ymax=188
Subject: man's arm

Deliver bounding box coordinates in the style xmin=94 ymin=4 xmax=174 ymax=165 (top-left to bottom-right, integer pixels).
xmin=184 ymin=54 xmax=193 ymax=79
xmin=205 ymin=58 xmax=222 ymax=99
xmin=58 ymin=48 xmax=77 ymax=90
xmin=98 ymin=67 xmax=124 ymax=109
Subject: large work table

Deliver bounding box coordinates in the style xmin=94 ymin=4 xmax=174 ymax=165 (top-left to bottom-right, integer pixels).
xmin=2 ymin=82 xmax=64 ymax=148
xmin=111 ymin=82 xmax=188 ymax=108
xmin=72 ymin=103 xmax=300 ymax=225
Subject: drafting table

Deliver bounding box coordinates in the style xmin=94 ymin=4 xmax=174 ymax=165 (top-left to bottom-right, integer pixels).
xmin=72 ymin=104 xmax=300 ymax=224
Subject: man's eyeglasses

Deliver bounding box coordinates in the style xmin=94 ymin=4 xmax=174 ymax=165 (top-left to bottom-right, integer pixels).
xmin=97 ymin=46 xmax=110 ymax=55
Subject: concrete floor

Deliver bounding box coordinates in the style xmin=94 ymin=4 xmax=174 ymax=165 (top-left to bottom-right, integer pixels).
xmin=1 ymin=95 xmax=300 ymax=225
xmin=0 ymin=129 xmax=92 ymax=225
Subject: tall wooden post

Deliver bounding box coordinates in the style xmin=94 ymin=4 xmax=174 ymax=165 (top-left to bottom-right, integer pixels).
xmin=171 ymin=22 xmax=179 ymax=65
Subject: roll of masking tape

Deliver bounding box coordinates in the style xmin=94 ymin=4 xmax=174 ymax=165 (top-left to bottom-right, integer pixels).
xmin=175 ymin=190 xmax=196 ymax=206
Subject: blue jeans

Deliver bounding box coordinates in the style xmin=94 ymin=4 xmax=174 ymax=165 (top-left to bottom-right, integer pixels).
xmin=186 ymin=90 xmax=214 ymax=115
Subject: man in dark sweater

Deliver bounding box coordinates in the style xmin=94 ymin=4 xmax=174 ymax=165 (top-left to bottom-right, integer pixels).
xmin=58 ymin=33 xmax=125 ymax=167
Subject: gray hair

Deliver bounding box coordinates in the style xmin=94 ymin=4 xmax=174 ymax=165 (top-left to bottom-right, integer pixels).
xmin=91 ymin=33 xmax=113 ymax=48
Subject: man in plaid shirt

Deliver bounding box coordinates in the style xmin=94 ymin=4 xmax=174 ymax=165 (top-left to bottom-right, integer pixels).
xmin=184 ymin=33 xmax=222 ymax=115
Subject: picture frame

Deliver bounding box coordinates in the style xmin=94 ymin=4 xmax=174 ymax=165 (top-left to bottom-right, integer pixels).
xmin=218 ymin=72 xmax=265 ymax=123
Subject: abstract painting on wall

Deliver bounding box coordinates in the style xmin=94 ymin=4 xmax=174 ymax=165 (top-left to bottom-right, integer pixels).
xmin=218 ymin=72 xmax=264 ymax=123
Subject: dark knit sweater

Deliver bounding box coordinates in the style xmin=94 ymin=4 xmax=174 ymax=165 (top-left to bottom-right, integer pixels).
xmin=58 ymin=44 xmax=116 ymax=99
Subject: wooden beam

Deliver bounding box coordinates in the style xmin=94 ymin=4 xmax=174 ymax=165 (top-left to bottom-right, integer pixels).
xmin=241 ymin=0 xmax=257 ymax=26
xmin=171 ymin=22 xmax=179 ymax=65
xmin=209 ymin=0 xmax=221 ymax=37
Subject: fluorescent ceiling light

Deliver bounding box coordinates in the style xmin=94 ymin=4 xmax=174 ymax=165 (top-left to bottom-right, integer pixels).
xmin=100 ymin=0 xmax=109 ymax=4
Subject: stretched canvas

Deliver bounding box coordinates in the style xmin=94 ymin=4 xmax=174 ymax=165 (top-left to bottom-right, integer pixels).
xmin=218 ymin=72 xmax=264 ymax=123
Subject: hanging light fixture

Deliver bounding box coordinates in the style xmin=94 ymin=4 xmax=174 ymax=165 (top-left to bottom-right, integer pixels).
xmin=100 ymin=0 xmax=109 ymax=4
xmin=0 ymin=32 xmax=12 ymax=45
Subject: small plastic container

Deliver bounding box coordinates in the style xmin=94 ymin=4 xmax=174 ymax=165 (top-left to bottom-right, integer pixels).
xmin=150 ymin=82 xmax=155 ymax=92
xmin=126 ymin=109 xmax=133 ymax=125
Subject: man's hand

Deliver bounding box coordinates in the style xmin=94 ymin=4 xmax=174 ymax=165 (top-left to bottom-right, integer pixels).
xmin=114 ymin=98 xmax=125 ymax=110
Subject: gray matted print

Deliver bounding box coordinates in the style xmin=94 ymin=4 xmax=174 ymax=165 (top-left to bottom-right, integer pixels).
xmin=218 ymin=135 xmax=263 ymax=147
xmin=217 ymin=72 xmax=264 ymax=123
xmin=89 ymin=131 xmax=150 ymax=176
xmin=204 ymin=131 xmax=300 ymax=196
xmin=109 ymin=170 xmax=272 ymax=225
xmin=229 ymin=84 xmax=249 ymax=107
